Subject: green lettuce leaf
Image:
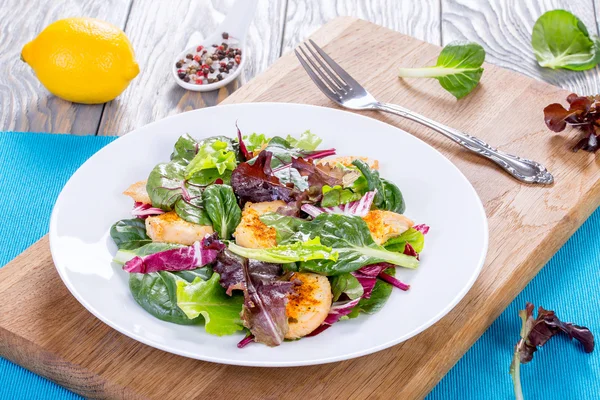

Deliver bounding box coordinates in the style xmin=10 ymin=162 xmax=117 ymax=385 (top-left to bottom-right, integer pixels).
xmin=285 ymin=130 xmax=322 ymax=151
xmin=203 ymin=184 xmax=242 ymax=240
xmin=295 ymin=214 xmax=418 ymax=275
xmin=331 ymin=273 xmax=364 ymax=302
xmin=176 ymin=273 xmax=244 ymax=336
xmin=321 ymin=185 xmax=363 ymax=207
xmin=227 ymin=237 xmax=338 ymax=264
xmin=244 ymin=133 xmax=270 ymax=152
xmin=130 ymin=269 xmax=212 ymax=325
xmin=383 ymin=228 xmax=425 ymax=253
xmin=186 ymin=139 xmax=237 ymax=177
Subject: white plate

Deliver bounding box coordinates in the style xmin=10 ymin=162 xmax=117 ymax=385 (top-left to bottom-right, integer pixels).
xmin=50 ymin=103 xmax=488 ymax=367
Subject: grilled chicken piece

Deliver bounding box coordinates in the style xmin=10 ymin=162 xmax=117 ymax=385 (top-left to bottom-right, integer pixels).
xmin=233 ymin=200 xmax=286 ymax=249
xmin=317 ymin=156 xmax=379 ymax=170
xmin=145 ymin=211 xmax=213 ymax=246
xmin=362 ymin=210 xmax=414 ymax=245
xmin=285 ymin=272 xmax=332 ymax=339
xmin=123 ymin=180 xmax=152 ymax=204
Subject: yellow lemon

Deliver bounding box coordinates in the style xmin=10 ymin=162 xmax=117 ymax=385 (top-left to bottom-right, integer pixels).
xmin=21 ymin=17 xmax=139 ymax=104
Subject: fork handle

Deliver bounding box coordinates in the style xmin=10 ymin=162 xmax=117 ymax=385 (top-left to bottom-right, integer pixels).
xmin=376 ymin=103 xmax=554 ymax=185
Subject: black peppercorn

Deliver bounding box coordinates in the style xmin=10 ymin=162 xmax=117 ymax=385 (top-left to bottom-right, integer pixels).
xmin=175 ymin=62 xmax=182 ymax=68
xmin=222 ymin=32 xmax=229 ymax=39
xmin=217 ymin=74 xmax=223 ymax=81
xmin=183 ymin=76 xmax=190 ymax=82
xmin=185 ymin=54 xmax=193 ymax=60
xmin=209 ymin=67 xmax=215 ymax=73
xmin=178 ymin=72 xmax=186 ymax=79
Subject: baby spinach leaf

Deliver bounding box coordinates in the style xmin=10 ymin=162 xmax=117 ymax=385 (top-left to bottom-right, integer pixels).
xmin=146 ymin=161 xmax=212 ymax=225
xmin=203 ymin=184 xmax=242 ymax=240
xmin=397 ymin=41 xmax=485 ymax=99
xmin=352 ymin=160 xmax=405 ymax=214
xmin=114 ymin=243 xmax=184 ymax=264
xmin=259 ymin=212 xmax=304 ymax=243
xmin=228 ymin=237 xmax=338 ymax=264
xmin=110 ymin=219 xmax=151 ymax=250
xmin=285 ymin=130 xmax=322 ymax=151
xmin=383 ymin=228 xmax=425 ymax=253
xmin=330 ymin=273 xmax=364 ymax=302
xmin=176 ymin=273 xmax=245 ymax=336
xmin=532 ymin=10 xmax=600 ymax=71
xmin=295 ymin=214 xmax=418 ymax=275
xmin=357 ymin=268 xmax=395 ymax=314
xmin=170 ymin=133 xmax=200 ymax=163
xmin=130 ymin=270 xmax=207 ymax=325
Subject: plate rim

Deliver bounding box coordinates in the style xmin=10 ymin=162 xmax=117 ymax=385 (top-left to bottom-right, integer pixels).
xmin=49 ymin=102 xmax=489 ymax=367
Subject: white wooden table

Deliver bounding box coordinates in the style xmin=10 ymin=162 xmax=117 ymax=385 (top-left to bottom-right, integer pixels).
xmin=1 ymin=0 xmax=598 ymax=136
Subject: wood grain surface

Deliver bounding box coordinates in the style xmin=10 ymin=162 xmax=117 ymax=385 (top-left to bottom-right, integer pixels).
xmin=2 ymin=18 xmax=600 ymax=400
xmin=97 ymin=0 xmax=287 ymax=135
xmin=442 ymin=0 xmax=600 ymax=94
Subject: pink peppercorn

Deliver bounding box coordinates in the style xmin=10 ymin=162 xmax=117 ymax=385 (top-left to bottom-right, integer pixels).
xmin=196 ymin=45 xmax=204 ymax=52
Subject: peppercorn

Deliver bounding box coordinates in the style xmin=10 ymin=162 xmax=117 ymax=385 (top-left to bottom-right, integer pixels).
xmin=217 ymin=74 xmax=223 ymax=81
xmin=175 ymin=62 xmax=182 ymax=68
xmin=234 ymin=55 xmax=241 ymax=64
xmin=227 ymin=62 xmax=234 ymax=69
xmin=219 ymin=67 xmax=225 ymax=73
xmin=178 ymin=72 xmax=186 ymax=79
xmin=186 ymin=53 xmax=193 ymax=60
xmin=203 ymin=68 xmax=209 ymax=76
xmin=196 ymin=45 xmax=204 ymax=52
xmin=209 ymin=67 xmax=215 ymax=73
xmin=206 ymin=58 xmax=213 ymax=66
xmin=212 ymin=44 xmax=218 ymax=48
xmin=208 ymin=78 xmax=216 ymax=84
xmin=222 ymin=42 xmax=228 ymax=50
xmin=222 ymin=32 xmax=229 ymax=39
xmin=183 ymin=76 xmax=190 ymax=82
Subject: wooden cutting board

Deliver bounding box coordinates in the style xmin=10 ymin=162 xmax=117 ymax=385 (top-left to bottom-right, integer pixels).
xmin=1 ymin=17 xmax=599 ymax=400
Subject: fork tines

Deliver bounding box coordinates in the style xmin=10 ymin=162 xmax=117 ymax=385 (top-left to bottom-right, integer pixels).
xmin=295 ymin=39 xmax=360 ymax=103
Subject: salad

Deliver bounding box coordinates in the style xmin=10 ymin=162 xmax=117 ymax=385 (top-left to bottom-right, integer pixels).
xmin=110 ymin=128 xmax=429 ymax=347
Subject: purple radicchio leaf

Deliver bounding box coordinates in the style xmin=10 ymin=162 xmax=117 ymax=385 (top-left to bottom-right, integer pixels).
xmin=413 ymin=224 xmax=430 ymax=234
xmin=131 ymin=202 xmax=165 ymax=219
xmin=301 ymin=190 xmax=377 ymax=218
xmin=307 ymin=298 xmax=361 ymax=337
xmin=230 ymin=151 xmax=301 ymax=204
xmin=123 ymin=238 xmax=222 ymax=273
xmin=240 ymin=258 xmax=295 ymax=347
xmin=237 ymin=333 xmax=255 ymax=348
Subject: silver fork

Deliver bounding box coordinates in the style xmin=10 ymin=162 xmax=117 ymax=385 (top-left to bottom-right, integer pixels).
xmin=295 ymin=39 xmax=554 ymax=185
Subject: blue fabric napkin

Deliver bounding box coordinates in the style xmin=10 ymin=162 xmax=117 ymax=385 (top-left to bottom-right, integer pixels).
xmin=0 ymin=132 xmax=598 ymax=400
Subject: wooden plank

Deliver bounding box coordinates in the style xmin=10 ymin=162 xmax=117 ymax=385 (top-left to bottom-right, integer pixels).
xmin=281 ymin=0 xmax=441 ymax=52
xmin=441 ymin=0 xmax=600 ymax=94
xmin=97 ymin=0 xmax=287 ymax=136
xmin=0 ymin=0 xmax=132 ymax=135
xmin=2 ymin=18 xmax=600 ymax=399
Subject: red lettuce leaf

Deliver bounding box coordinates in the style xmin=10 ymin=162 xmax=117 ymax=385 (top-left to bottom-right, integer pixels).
xmin=413 ymin=224 xmax=430 ymax=234
xmin=241 ymin=258 xmax=295 ymax=346
xmin=543 ymin=93 xmax=600 ymax=152
xmin=517 ymin=302 xmax=594 ymax=364
xmin=230 ymin=151 xmax=301 ymax=203
xmin=236 ymin=122 xmax=250 ymax=161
